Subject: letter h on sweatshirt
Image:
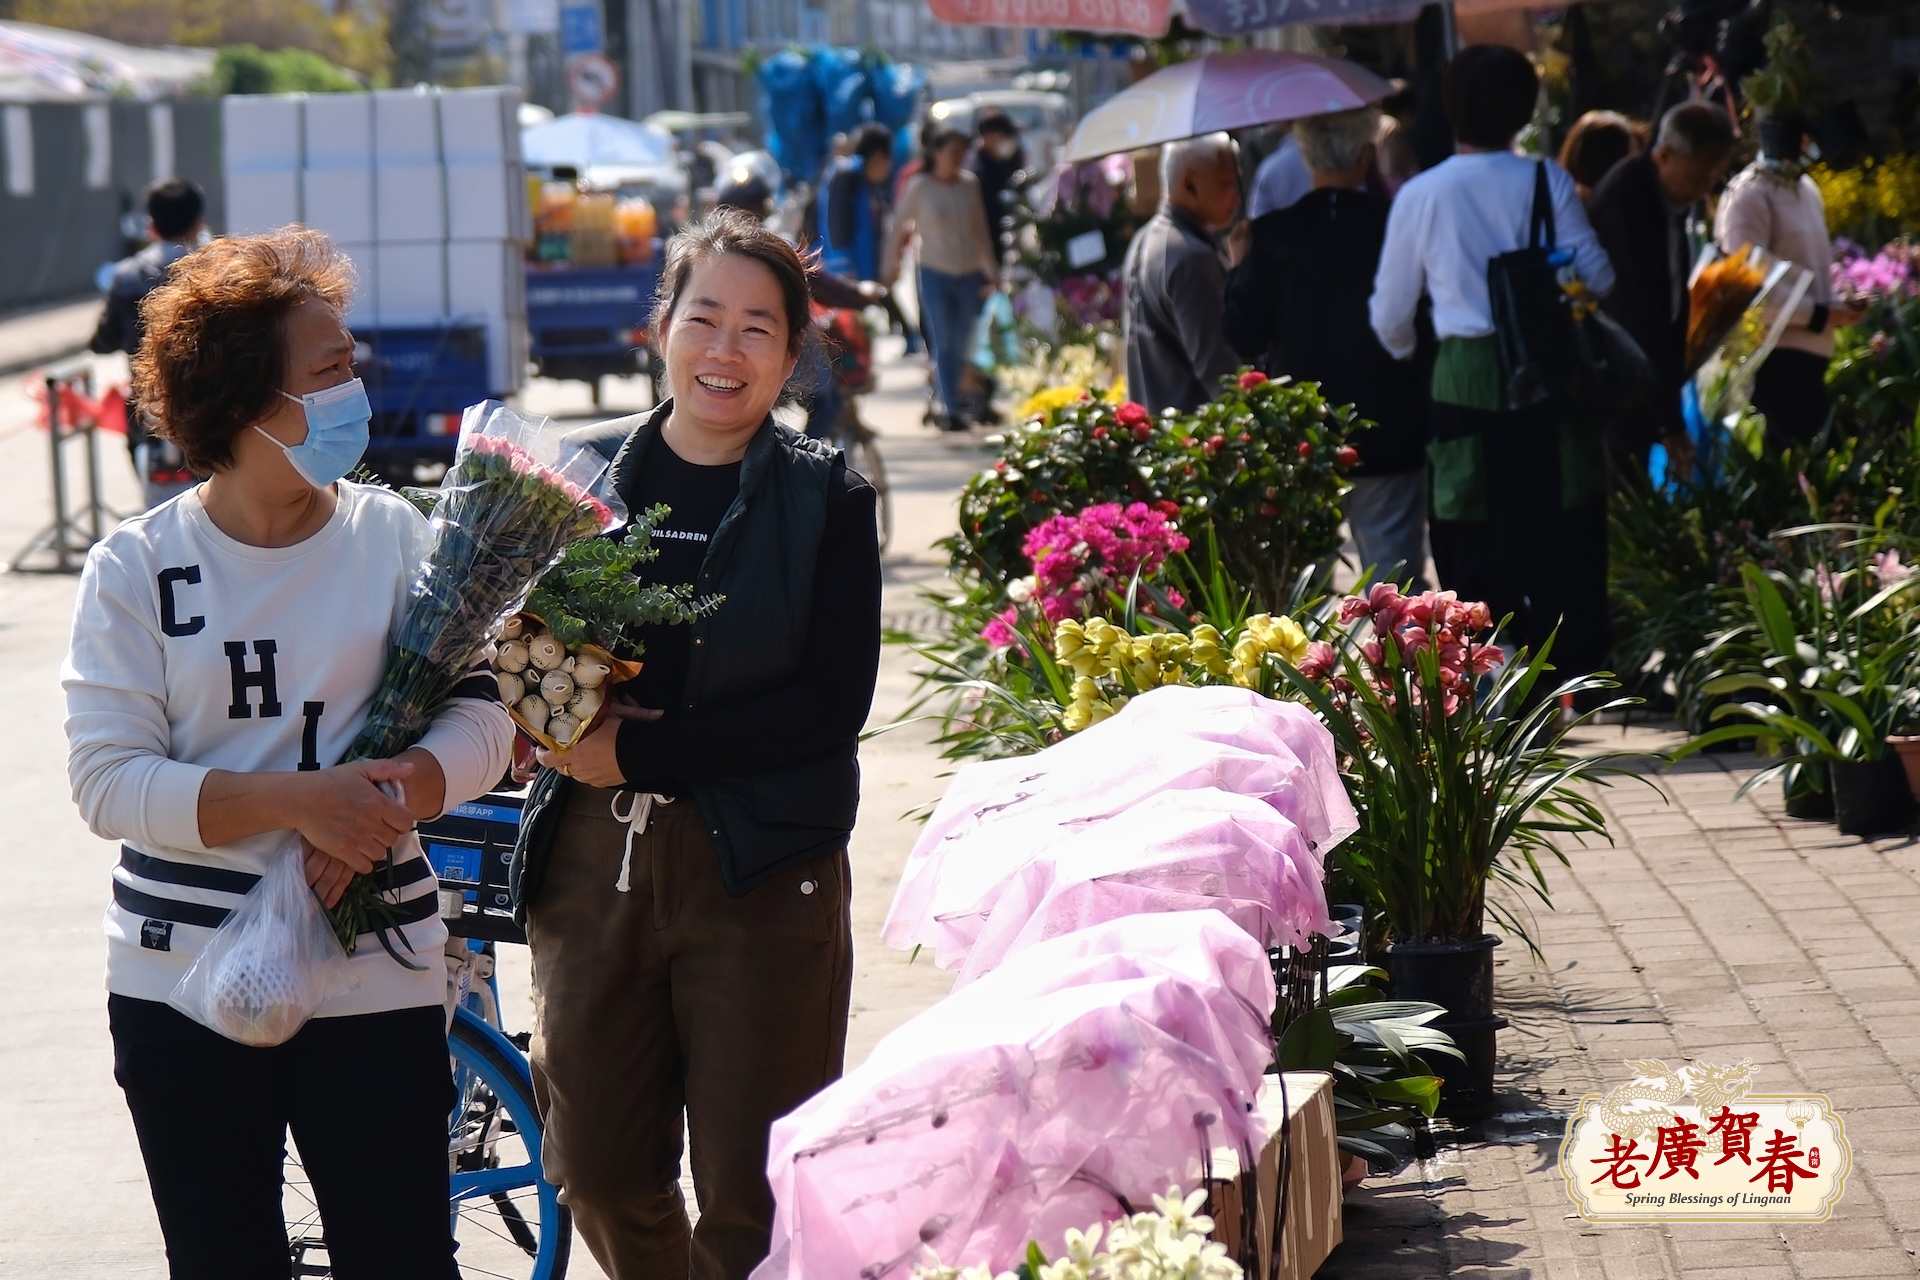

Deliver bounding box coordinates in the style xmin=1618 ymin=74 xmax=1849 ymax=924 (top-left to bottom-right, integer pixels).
xmin=224 ymin=640 xmax=283 ymax=719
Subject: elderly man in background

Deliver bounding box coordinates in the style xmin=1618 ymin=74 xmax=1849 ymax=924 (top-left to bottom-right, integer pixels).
xmin=1122 ymin=133 xmax=1244 ymax=415
xmin=1587 ymin=101 xmax=1737 ymax=484
xmin=1226 ymin=106 xmax=1429 ymax=588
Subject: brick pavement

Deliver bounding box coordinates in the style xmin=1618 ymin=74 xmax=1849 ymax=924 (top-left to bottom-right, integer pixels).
xmin=1320 ymin=721 xmax=1920 ymax=1279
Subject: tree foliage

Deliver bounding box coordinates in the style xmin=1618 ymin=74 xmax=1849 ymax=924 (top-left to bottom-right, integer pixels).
xmin=6 ymin=0 xmax=390 ymax=85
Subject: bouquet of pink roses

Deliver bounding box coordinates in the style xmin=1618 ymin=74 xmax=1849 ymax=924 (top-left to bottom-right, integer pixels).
xmin=330 ymin=401 xmax=623 ymax=956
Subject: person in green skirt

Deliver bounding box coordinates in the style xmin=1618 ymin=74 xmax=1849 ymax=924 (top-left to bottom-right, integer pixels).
xmin=1368 ymin=45 xmax=1616 ymax=679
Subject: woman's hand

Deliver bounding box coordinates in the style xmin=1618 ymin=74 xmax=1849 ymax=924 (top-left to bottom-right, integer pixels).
xmin=302 ymin=838 xmax=354 ymax=908
xmin=536 ymin=699 xmax=661 ymax=789
xmin=289 ymin=759 xmax=418 ymax=872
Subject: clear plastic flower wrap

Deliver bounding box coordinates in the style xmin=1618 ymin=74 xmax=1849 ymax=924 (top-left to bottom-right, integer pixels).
xmin=169 ymin=832 xmax=358 ymax=1046
xmin=330 ymin=401 xmax=626 ymax=956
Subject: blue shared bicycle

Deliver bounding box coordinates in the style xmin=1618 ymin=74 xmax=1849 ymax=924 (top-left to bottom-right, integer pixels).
xmin=284 ymin=789 xmax=572 ymax=1280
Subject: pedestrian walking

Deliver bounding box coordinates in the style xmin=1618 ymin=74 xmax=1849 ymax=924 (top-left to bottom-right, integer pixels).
xmin=968 ymin=108 xmax=1027 ymax=242
xmin=821 ymin=123 xmax=920 ymax=353
xmin=1588 ymin=102 xmax=1737 ymax=484
xmin=1370 ymin=45 xmax=1616 ymax=679
xmin=511 ymin=210 xmax=881 ymax=1280
xmin=90 ymin=178 xmax=205 ymax=510
xmin=1226 ymin=106 xmax=1430 ymax=589
xmin=1122 ymin=133 xmax=1245 ymax=416
xmin=1714 ymin=120 xmax=1868 ymax=450
xmin=62 ymin=227 xmax=513 ymax=1279
xmin=882 ymin=125 xmax=1000 ymax=431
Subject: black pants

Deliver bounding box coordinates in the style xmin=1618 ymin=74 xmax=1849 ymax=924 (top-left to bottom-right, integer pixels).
xmin=1426 ymin=401 xmax=1610 ymax=680
xmin=1751 ymin=347 xmax=1832 ymax=452
xmin=109 ymin=995 xmax=459 ymax=1280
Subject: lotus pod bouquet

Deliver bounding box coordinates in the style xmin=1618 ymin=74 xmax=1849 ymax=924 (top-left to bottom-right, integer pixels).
xmin=329 ymin=401 xmax=625 ymax=957
xmin=496 ymin=510 xmax=721 ymax=753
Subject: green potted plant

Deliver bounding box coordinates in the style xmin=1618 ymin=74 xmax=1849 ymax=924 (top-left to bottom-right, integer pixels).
xmin=1741 ymin=20 xmax=1817 ymax=161
xmin=1677 ymin=530 xmax=1920 ymax=836
xmin=1278 ymin=584 xmax=1651 ymax=1117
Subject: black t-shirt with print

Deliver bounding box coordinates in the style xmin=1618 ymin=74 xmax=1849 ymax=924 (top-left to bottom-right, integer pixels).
xmin=622 ymin=439 xmax=741 ymax=714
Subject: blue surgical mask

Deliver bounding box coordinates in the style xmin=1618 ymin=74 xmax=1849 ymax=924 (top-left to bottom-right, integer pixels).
xmin=256 ymin=378 xmax=372 ymax=489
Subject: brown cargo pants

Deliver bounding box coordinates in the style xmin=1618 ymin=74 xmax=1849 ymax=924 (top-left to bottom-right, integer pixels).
xmin=525 ymin=783 xmax=853 ymax=1280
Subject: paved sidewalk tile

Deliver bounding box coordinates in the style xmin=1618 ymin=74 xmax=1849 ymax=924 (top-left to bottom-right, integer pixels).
xmin=1317 ymin=724 xmax=1920 ymax=1279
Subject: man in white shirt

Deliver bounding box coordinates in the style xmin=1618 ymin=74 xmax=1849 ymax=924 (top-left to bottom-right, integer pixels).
xmin=1367 ymin=45 xmax=1617 ymax=684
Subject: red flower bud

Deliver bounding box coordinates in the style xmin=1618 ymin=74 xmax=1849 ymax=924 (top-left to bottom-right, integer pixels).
xmin=1205 ymin=434 xmax=1226 ymax=455
xmin=1092 ymin=426 xmax=1109 ymax=440
xmin=1238 ymin=370 xmax=1269 ymax=390
xmin=994 ymin=461 xmax=1007 ymax=473
xmin=1259 ymin=502 xmax=1280 ymax=518
xmin=1154 ymin=500 xmax=1182 ymax=517
xmin=1336 ymin=445 xmax=1360 ymax=468
xmin=1239 ymin=433 xmax=1252 ymax=443
xmin=1115 ymin=401 xmax=1149 ymax=428
xmin=1133 ymin=424 xmax=1152 ymax=442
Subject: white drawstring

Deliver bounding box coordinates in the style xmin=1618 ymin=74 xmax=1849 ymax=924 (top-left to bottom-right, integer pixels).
xmin=609 ymin=791 xmax=673 ymax=892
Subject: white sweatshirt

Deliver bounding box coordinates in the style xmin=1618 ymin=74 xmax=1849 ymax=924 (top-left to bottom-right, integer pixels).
xmin=63 ymin=481 xmax=513 ymax=1016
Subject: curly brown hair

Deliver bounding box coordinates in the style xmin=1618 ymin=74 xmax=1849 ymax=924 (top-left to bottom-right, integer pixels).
xmin=133 ymin=228 xmax=355 ymax=474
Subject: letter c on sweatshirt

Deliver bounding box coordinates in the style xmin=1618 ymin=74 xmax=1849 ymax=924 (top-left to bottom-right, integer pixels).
xmin=157 ymin=565 xmax=205 ymax=637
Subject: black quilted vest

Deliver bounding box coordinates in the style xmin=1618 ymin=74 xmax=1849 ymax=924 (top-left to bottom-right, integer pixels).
xmin=510 ymin=403 xmax=856 ymax=911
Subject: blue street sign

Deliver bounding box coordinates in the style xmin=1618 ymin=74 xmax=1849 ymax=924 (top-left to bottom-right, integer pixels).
xmin=560 ymin=2 xmax=603 ymax=56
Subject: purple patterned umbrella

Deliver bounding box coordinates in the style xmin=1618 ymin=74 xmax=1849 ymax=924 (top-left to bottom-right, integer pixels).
xmin=1064 ymin=50 xmax=1394 ymax=162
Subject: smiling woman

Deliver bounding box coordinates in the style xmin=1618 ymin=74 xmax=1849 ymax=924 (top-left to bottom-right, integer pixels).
xmin=509 ymin=210 xmax=883 ymax=1280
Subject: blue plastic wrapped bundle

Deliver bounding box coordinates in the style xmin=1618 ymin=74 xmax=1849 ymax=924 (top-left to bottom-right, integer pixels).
xmin=867 ymin=60 xmax=925 ymax=130
xmin=758 ymin=49 xmax=826 ymax=183
xmin=812 ymin=46 xmax=872 ymax=140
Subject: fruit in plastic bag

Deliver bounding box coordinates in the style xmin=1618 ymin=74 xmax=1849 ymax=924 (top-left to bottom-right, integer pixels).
xmin=169 ymin=832 xmax=359 ymax=1046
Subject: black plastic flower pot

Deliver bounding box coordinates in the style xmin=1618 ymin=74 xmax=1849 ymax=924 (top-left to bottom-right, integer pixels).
xmin=1424 ymin=1015 xmax=1508 ymax=1120
xmin=1831 ymin=756 xmax=1918 ymax=837
xmin=1783 ymin=762 xmax=1834 ymax=820
xmin=1756 ymin=110 xmax=1808 ymax=162
xmin=1385 ymin=933 xmax=1500 ymax=1022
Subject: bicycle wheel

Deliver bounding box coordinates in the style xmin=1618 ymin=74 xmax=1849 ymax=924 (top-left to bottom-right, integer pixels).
xmin=283 ymin=1011 xmax=571 ymax=1280
xmin=835 ymin=413 xmax=893 ymax=554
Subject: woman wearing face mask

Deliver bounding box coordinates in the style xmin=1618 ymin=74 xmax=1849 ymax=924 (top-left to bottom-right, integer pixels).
xmin=510 ymin=209 xmax=881 ymax=1280
xmin=62 ymin=228 xmax=512 ymax=1279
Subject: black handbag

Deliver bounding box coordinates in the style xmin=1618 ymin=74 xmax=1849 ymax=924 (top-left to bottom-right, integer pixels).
xmin=1487 ymin=161 xmax=1653 ymax=411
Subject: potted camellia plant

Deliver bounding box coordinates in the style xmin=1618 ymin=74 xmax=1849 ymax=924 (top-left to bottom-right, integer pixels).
xmin=1280 ymin=585 xmax=1649 ymax=1117
xmin=1678 ymin=533 xmax=1920 ymax=836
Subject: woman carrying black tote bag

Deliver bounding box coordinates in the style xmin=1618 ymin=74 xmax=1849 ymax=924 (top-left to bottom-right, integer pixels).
xmin=1369 ymin=46 xmax=1619 ymax=684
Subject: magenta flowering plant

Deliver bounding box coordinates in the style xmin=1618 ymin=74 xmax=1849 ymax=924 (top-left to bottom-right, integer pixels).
xmin=332 ymin=402 xmax=623 ymax=958
xmin=982 ymin=501 xmax=1190 ymax=648
xmin=1828 ymin=239 xmax=1920 ymax=442
xmin=1281 ymin=584 xmax=1646 ymax=949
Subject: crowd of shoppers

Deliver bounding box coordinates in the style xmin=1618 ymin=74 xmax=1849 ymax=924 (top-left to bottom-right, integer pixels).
xmin=1120 ymin=40 xmax=1868 ymax=687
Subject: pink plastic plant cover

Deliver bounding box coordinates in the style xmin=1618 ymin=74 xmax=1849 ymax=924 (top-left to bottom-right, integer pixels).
xmin=753 ymin=911 xmax=1275 ymax=1280
xmin=884 ymin=685 xmax=1354 ymax=968
xmin=950 ymin=787 xmax=1334 ymax=988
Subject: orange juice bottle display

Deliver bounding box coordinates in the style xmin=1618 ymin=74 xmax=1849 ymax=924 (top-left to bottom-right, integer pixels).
xmin=570 ymin=191 xmax=619 ymax=269
xmin=615 ymin=198 xmax=657 ymax=264
xmin=536 ymin=181 xmax=578 ymax=263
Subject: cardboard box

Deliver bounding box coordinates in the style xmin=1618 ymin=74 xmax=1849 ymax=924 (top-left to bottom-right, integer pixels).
xmin=302 ymin=93 xmax=373 ymax=170
xmin=302 ymin=166 xmax=374 ymax=243
xmin=1209 ymin=1073 xmax=1342 ymax=1280
xmin=225 ymin=169 xmax=301 ymax=236
xmin=222 ymin=94 xmax=303 ymax=172
xmin=376 ymin=164 xmax=447 ymax=242
xmin=447 ymin=240 xmax=529 ymax=393
xmin=374 ymin=242 xmax=448 ymax=325
xmin=373 ymin=89 xmax=441 ymax=167
xmin=445 ymin=161 xmax=516 ymax=241
xmin=439 ymin=86 xmax=521 ymax=165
